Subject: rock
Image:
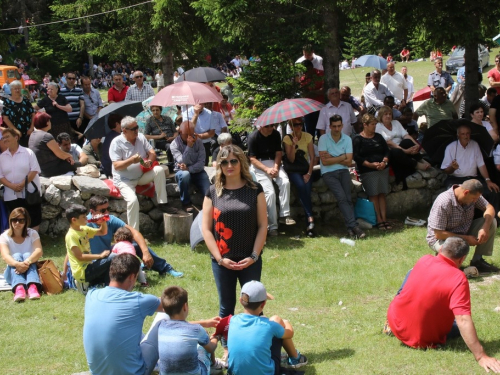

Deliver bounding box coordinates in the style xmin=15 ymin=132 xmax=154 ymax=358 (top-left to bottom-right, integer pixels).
xmin=406 ymin=173 xmax=427 ymax=189
xmin=41 ymin=204 xmax=61 ymax=220
xmin=49 ymin=217 xmax=70 ymax=235
xmin=119 ymin=212 xmax=128 ymax=224
xmin=386 ymin=189 xmax=433 ymax=216
xmin=148 ymin=208 xmax=164 ymax=221
xmin=320 ymin=204 xmax=336 ymax=213
xmin=319 ymin=191 xmax=337 ymax=204
xmin=427 ymin=178 xmax=442 ymax=190
xmin=44 ymin=184 xmax=61 ymax=206
xmin=50 ymin=175 xmax=73 ymax=190
xmin=72 ymin=176 xmax=110 ymax=196
xmin=139 ymin=212 xmax=157 ymax=234
xmin=417 ymin=167 xmax=439 ymax=179
xmin=312 ymin=178 xmax=329 ymax=193
xmin=81 ymin=192 xmax=92 ymax=200
xmin=310 ymin=191 xmax=320 ymax=205
xmin=324 ymin=207 xmax=342 ymax=222
xmin=138 ymin=195 xmax=154 ymax=212
xmin=60 ymin=190 xmax=84 ymax=210
xmin=39 ymin=177 xmax=52 ymax=189
xmin=99 ymin=174 xmax=107 ymax=180
xmin=38 ymin=220 xmax=49 ymax=234
xmin=290 ymin=206 xmax=304 ymax=218
xmin=388 ymin=175 xmax=396 ymax=184
xmin=352 ymin=180 xmax=363 ymax=193
xmin=166 ymin=183 xmax=180 ymax=197
xmin=109 ymin=199 xmax=127 ymax=213
xmin=391 ymin=182 xmax=404 ymax=192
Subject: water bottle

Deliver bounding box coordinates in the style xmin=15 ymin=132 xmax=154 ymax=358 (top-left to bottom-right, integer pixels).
xmin=340 ymin=238 xmax=355 ymax=247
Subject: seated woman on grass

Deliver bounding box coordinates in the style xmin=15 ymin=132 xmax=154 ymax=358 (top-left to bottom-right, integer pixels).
xmin=0 ymin=208 xmax=43 ymax=302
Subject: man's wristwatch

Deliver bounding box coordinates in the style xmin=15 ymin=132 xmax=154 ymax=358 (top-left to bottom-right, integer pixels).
xmin=218 ymin=257 xmax=224 ymax=266
xmin=486 ymin=178 xmax=491 ymax=181
xmin=250 ymin=251 xmax=259 ymax=263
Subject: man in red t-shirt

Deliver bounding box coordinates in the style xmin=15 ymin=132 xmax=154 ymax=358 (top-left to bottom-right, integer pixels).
xmin=386 ymin=237 xmax=500 ymax=373
xmin=107 ymin=73 xmax=129 ymax=103
xmin=488 ymin=54 xmax=500 ymax=95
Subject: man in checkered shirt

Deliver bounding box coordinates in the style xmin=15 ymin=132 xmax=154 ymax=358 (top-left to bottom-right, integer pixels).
xmin=427 ymin=179 xmax=498 ymax=273
xmin=125 ymin=71 xmax=155 ymax=102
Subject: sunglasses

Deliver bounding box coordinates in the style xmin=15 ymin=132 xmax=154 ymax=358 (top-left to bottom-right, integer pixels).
xmin=135 ymin=76 xmax=144 ymax=79
xmin=262 ymin=125 xmax=273 ymax=129
xmin=292 ymin=122 xmax=304 ymax=127
xmin=220 ymin=158 xmax=239 ymax=167
xmin=126 ymin=126 xmax=139 ymax=131
xmin=97 ymin=207 xmax=109 ymax=214
xmin=11 ymin=218 xmax=26 ymax=224
xmin=67 ymin=77 xmax=76 ymax=80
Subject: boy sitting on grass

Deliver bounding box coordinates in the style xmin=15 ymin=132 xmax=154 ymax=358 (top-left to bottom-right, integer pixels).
xmin=228 ymin=281 xmax=308 ymax=375
xmin=158 ymin=286 xmax=221 ymax=375
xmin=65 ymin=204 xmax=114 ymax=292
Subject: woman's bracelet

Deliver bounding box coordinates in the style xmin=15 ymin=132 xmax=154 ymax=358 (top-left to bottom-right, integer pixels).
xmin=218 ymin=258 xmax=224 ymax=266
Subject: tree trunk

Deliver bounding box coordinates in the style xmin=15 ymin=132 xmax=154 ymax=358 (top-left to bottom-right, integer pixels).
xmin=161 ymin=34 xmax=174 ymax=86
xmin=463 ymin=43 xmax=479 ymax=120
xmin=322 ymin=6 xmax=340 ymax=89
xmin=21 ymin=6 xmax=29 ymax=45
xmin=86 ymin=20 xmax=94 ymax=78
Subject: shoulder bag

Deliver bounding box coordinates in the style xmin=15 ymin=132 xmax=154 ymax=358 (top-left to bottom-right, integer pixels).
xmin=37 ymin=259 xmax=63 ymax=295
xmin=24 ymin=176 xmax=42 ymax=206
xmin=282 ymin=135 xmax=310 ymax=175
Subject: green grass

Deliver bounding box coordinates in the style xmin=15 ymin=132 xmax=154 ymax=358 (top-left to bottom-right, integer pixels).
xmin=2 ymin=221 xmax=500 ymax=374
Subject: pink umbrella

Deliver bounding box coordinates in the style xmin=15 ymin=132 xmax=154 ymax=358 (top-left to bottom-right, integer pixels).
xmin=24 ymin=79 xmax=37 ymax=85
xmin=150 ymin=81 xmax=222 ymax=107
xmin=413 ymin=86 xmax=432 ymax=102
xmin=254 ymin=98 xmax=325 ymax=127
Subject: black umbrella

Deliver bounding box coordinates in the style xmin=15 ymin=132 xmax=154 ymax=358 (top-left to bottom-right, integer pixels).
xmin=83 ymin=100 xmax=144 ymax=139
xmin=176 ymin=67 xmax=226 ymax=83
xmin=422 ymin=119 xmax=494 ymax=166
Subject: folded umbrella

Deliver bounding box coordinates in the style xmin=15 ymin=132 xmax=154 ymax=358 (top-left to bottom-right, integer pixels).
xmin=355 ymin=55 xmax=387 ymax=70
xmin=190 ymin=210 xmax=204 ymax=250
xmin=176 ymin=67 xmax=226 ymax=83
xmin=422 ymin=119 xmax=494 ymax=166
xmin=84 ymin=100 xmax=143 ymax=139
xmin=254 ymin=98 xmax=325 ymax=128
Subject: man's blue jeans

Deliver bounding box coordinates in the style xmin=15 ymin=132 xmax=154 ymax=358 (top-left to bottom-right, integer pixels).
xmin=4 ymin=252 xmax=40 ymax=291
xmin=287 ymin=172 xmax=313 ymax=219
xmin=175 ymin=170 xmax=211 ymax=205
xmin=211 ymin=257 xmax=262 ymax=317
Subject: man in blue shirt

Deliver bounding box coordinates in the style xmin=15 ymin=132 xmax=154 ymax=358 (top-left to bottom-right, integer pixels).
xmin=87 ymin=195 xmax=183 ymax=278
xmin=83 ymin=253 xmax=162 ymax=375
xmin=318 ymin=114 xmax=366 ymax=239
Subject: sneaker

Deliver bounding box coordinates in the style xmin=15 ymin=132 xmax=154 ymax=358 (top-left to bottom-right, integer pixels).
xmin=210 ymin=358 xmax=224 ymax=374
xmin=279 ymin=216 xmax=296 ymax=225
xmin=268 ymin=229 xmax=278 ymax=237
xmin=351 ymin=226 xmax=366 ymax=239
xmin=28 ymin=284 xmax=40 ymax=300
xmin=306 ymin=222 xmax=315 ymax=238
xmin=13 ymin=285 xmax=26 ymax=303
xmin=470 ymin=259 xmax=500 ymax=273
xmin=287 ymin=351 xmax=308 ymax=369
xmin=167 ymin=269 xmax=184 ymax=278
xmin=157 ymin=204 xmax=179 ymax=214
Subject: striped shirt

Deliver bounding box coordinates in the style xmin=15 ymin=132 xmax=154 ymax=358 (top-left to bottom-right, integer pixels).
xmin=59 ymin=86 xmax=83 ymax=122
xmin=426 ymin=185 xmax=488 ymax=247
xmin=125 ymin=84 xmax=155 ymax=102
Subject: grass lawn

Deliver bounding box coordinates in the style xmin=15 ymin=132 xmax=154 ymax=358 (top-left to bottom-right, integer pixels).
xmin=1 ymin=220 xmax=500 ymax=374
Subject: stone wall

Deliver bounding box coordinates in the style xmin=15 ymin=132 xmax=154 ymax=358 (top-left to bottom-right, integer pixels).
xmin=37 ymin=167 xmax=446 ymax=237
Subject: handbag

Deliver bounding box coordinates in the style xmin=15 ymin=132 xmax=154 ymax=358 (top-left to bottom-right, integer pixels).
xmin=37 ymin=259 xmax=63 ymax=295
xmin=24 ymin=176 xmax=42 ymax=206
xmin=282 ymin=135 xmax=310 ymax=175
xmin=354 ymin=198 xmax=377 ymax=226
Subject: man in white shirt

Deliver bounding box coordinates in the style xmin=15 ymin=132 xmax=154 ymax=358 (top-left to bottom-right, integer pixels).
xmin=295 ymin=44 xmax=324 ymax=71
xmin=401 ymin=66 xmax=415 ymax=111
xmin=441 ymin=123 xmax=499 ymax=211
xmin=364 ymin=69 xmax=393 ymax=114
xmin=230 ymin=55 xmax=241 ymax=68
xmin=316 ymin=88 xmax=358 ymax=136
xmin=381 ymin=62 xmax=407 ymax=108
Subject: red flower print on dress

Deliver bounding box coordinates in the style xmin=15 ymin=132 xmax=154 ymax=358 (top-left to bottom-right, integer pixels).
xmin=213 ymin=208 xmax=233 ymax=255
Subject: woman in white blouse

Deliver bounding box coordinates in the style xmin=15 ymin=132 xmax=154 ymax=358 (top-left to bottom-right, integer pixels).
xmin=375 ymin=106 xmax=430 ymax=187
xmin=0 ymin=208 xmax=43 ymax=302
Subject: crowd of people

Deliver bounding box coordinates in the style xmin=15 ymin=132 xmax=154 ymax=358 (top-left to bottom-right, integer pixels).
xmin=2 ymin=46 xmax=500 ymax=374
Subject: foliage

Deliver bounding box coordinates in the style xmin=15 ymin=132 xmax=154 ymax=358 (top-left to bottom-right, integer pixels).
xmin=229 ymin=51 xmax=305 ymax=132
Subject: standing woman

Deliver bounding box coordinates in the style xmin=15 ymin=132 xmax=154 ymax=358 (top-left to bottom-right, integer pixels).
xmin=0 ymin=128 xmax=42 ymax=231
xmin=35 ymin=82 xmax=74 ymax=139
xmin=353 ymin=114 xmax=391 ymax=230
xmin=2 ymin=80 xmax=35 ymax=147
xmin=283 ymin=117 xmax=316 ymax=236
xmin=0 ymin=208 xmax=43 ymax=302
xmin=155 ymin=70 xmax=165 ymax=91
xmin=202 ymin=145 xmax=267 ymax=315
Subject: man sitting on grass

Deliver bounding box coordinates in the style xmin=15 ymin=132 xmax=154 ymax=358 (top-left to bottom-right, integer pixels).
xmin=157 ymin=286 xmax=222 ymax=375
xmin=386 ymin=237 xmax=500 ymax=373
xmin=65 ymin=204 xmax=114 ymax=292
xmin=228 ymin=281 xmax=308 ymax=375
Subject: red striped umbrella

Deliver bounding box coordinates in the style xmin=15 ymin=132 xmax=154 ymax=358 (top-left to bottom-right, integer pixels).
xmin=254 ymin=98 xmax=325 ymax=127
